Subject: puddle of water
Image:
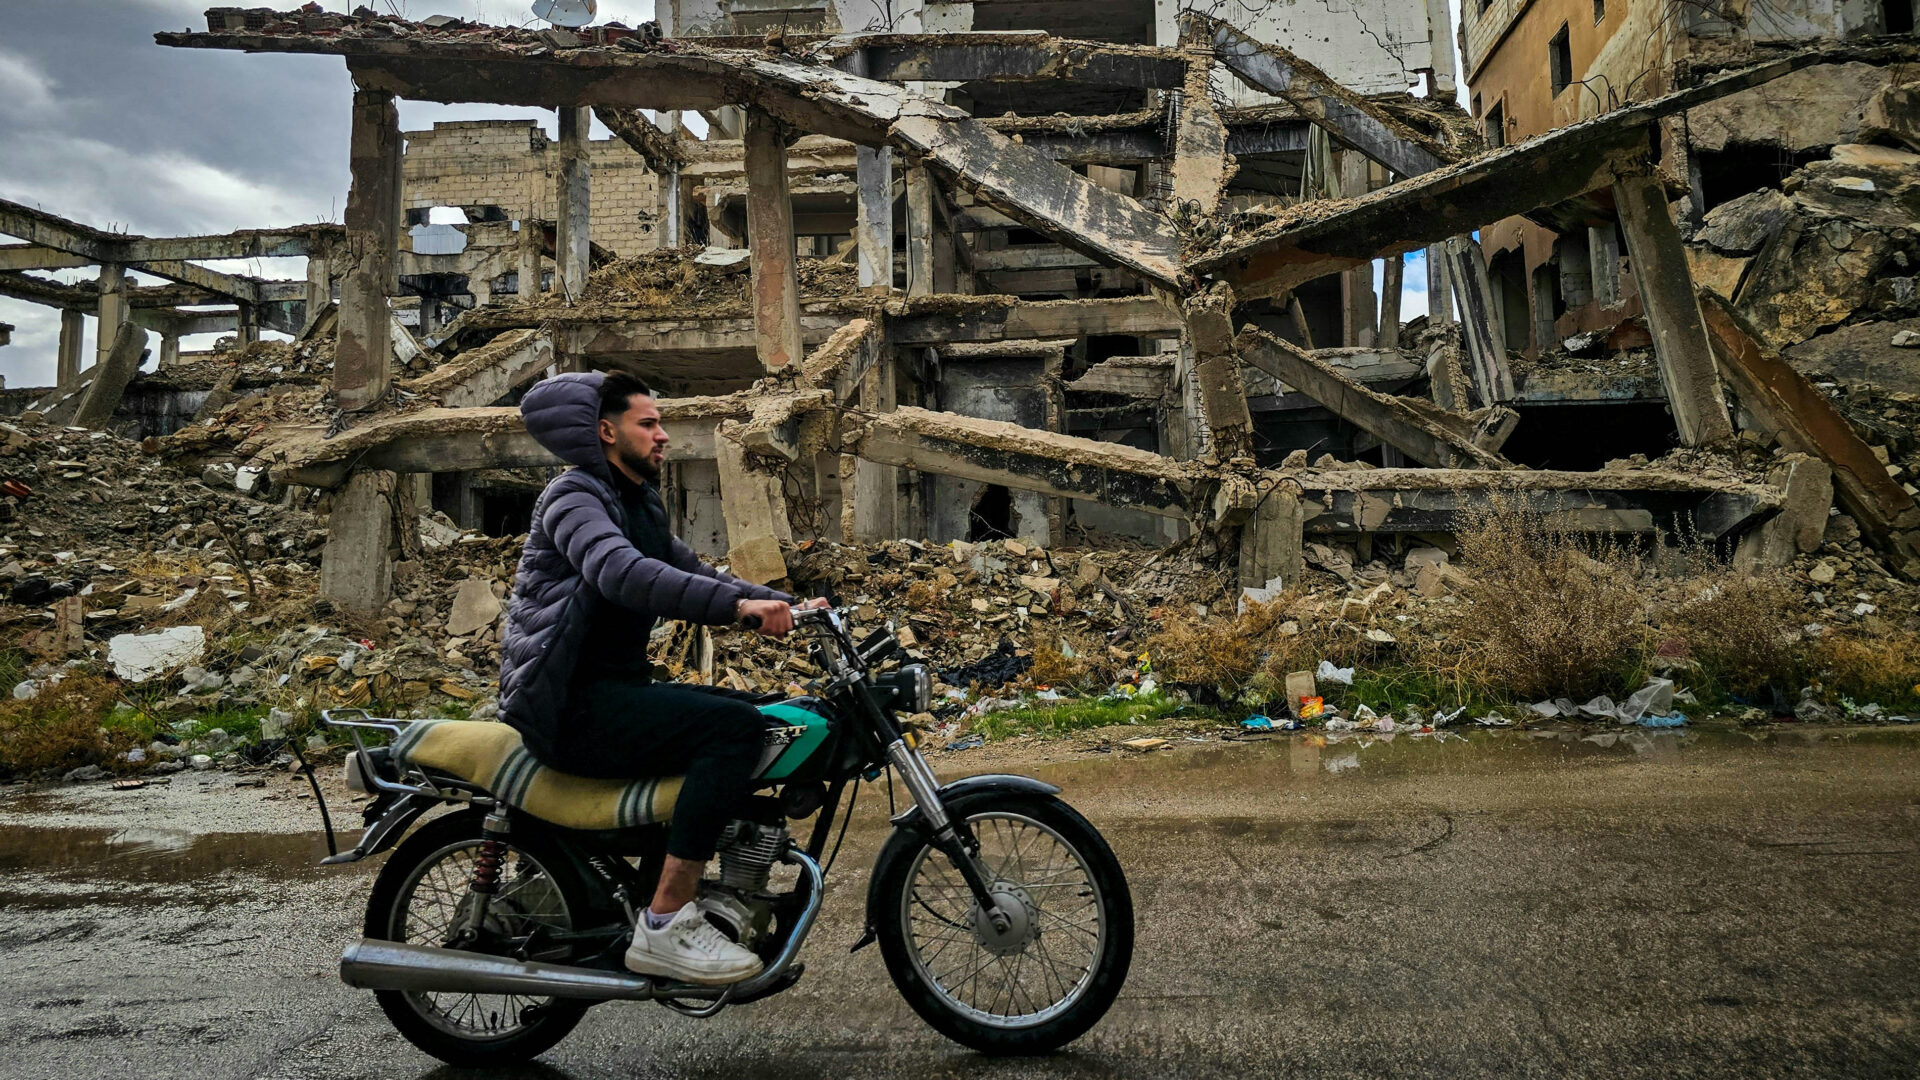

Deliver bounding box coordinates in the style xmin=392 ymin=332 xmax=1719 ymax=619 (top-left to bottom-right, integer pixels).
xmin=0 ymin=826 xmax=333 ymax=883
xmin=1027 ymin=724 xmax=1920 ymax=790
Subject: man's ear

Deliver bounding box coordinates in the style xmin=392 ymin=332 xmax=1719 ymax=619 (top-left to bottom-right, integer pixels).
xmin=598 ymin=417 xmax=617 ymax=446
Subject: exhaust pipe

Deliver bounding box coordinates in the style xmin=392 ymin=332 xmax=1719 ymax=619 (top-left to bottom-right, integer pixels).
xmin=342 ymin=846 xmax=825 ymax=1005
xmin=341 ymin=939 xmax=664 ymax=1001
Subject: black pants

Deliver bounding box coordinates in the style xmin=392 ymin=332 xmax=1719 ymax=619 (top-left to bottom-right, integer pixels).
xmin=544 ymin=680 xmax=767 ymax=862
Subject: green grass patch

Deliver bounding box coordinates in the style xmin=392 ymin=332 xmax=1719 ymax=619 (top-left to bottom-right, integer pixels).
xmin=970 ymin=692 xmax=1216 ymax=741
xmin=1333 ymin=663 xmax=1505 ymax=718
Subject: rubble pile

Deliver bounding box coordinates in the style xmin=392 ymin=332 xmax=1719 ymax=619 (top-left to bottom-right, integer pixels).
xmin=583 ymin=249 xmax=861 ymax=311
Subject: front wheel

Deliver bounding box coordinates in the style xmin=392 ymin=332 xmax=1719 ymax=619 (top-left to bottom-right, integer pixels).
xmin=873 ymin=793 xmax=1133 ymax=1054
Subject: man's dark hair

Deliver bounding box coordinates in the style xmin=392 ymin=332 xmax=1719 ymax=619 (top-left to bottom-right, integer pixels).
xmin=598 ymin=370 xmax=655 ymax=420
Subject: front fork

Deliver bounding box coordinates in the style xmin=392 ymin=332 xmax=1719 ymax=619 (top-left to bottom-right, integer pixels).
xmin=885 ymin=740 xmax=1012 ymax=934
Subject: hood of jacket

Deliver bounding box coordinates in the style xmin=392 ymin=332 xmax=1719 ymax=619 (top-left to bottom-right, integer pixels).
xmin=520 ymin=370 xmax=613 ymax=481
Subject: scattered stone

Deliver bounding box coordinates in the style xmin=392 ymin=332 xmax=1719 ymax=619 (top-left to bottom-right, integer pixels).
xmin=107 ymin=626 xmax=206 ymax=682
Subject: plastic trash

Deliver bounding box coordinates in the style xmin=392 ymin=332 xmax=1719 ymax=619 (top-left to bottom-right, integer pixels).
xmin=1477 ymin=711 xmax=1514 ymax=727
xmin=1315 ymin=660 xmax=1355 ymax=685
xmin=1299 ymin=696 xmax=1325 ymax=719
xmin=943 ymin=734 xmax=985 ymax=751
xmin=1638 ymin=713 xmax=1687 ymax=728
xmin=1241 ymin=714 xmax=1274 ymax=731
xmin=1324 ymin=717 xmax=1356 ymax=732
xmin=1432 ymin=705 xmax=1468 ymax=727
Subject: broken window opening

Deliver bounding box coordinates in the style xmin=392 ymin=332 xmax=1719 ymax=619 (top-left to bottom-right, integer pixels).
xmin=1692 ymin=145 xmax=1826 ymax=213
xmin=1886 ymin=0 xmax=1915 ymax=32
xmin=967 ymin=484 xmax=1016 ymax=542
xmin=1488 ymin=247 xmax=1531 ymax=353
xmin=426 ymin=206 xmax=470 ymax=225
xmin=1499 ymin=403 xmax=1679 ymax=470
xmin=1484 ymin=101 xmax=1507 ymax=148
xmin=1593 ymin=0 xmax=1606 ymax=23
xmin=1549 ymin=24 xmax=1572 ymax=96
xmin=971 ymin=0 xmax=1154 ymax=44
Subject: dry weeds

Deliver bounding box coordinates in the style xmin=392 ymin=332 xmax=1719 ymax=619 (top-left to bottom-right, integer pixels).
xmin=1448 ymin=499 xmax=1648 ymax=701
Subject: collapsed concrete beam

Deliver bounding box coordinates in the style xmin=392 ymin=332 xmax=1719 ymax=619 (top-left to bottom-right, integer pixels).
xmin=886 ymin=296 xmax=1182 ymax=345
xmin=817 ymin=33 xmax=1188 ymax=89
xmin=1066 ymin=356 xmax=1173 ymax=398
xmin=1192 ymin=55 xmax=1826 ymax=301
xmin=1184 ymin=13 xmax=1452 ymax=180
xmin=0 ymin=197 xmax=339 ymax=263
xmin=0 ymin=270 xmax=230 ymax=311
xmin=1613 ymin=170 xmax=1735 ymax=447
xmin=402 ymin=328 xmax=554 ymax=408
xmin=1294 ymin=469 xmax=1777 ymax=539
xmin=264 ymin=397 xmax=757 ymax=489
xmin=1442 ymin=235 xmax=1516 ymax=402
xmin=1235 ymin=328 xmax=1514 ymax=469
xmin=71 ymin=321 xmax=148 ymax=429
xmin=799 ymin=316 xmax=886 ymax=397
xmin=849 ymin=406 xmax=1197 ymax=519
xmin=592 ymin=105 xmax=689 ymax=173
xmin=1700 ymin=293 xmax=1920 ymax=572
xmin=0 ymin=245 xmax=93 ymax=272
xmin=162 ymin=28 xmax=1183 ymax=286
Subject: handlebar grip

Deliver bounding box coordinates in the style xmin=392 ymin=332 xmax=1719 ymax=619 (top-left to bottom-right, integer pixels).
xmin=739 ymin=614 xmax=763 ymax=630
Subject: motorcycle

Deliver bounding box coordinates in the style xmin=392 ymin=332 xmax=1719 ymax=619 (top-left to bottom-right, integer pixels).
xmin=303 ymin=605 xmax=1132 ymax=1065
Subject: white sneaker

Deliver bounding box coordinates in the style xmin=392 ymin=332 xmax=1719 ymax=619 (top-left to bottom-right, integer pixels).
xmin=623 ymin=904 xmax=764 ymax=985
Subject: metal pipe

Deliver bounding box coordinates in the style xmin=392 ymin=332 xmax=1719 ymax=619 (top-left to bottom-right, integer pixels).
xmin=340 ymin=939 xmax=662 ymax=1001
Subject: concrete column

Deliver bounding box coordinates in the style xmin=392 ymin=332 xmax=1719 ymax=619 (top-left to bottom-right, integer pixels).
xmin=1337 ymin=154 xmax=1375 ymax=347
xmin=1378 ymin=255 xmax=1404 ymax=349
xmin=905 ymin=166 xmax=935 ymax=298
xmin=336 ymin=89 xmax=400 ymax=413
xmin=1589 ymin=222 xmax=1622 ymax=306
xmin=159 ymin=332 xmax=180 ymax=369
xmin=94 ymin=263 xmax=127 ymax=370
xmin=664 ymin=166 xmax=681 ymax=248
xmin=320 ymin=469 xmax=395 ymax=612
xmin=304 ymin=252 xmax=331 ymax=325
xmin=715 ymin=428 xmax=792 ymax=585
xmin=1529 ymin=265 xmax=1556 ymax=351
xmin=1442 ymin=235 xmax=1515 ymax=403
xmin=744 ymin=108 xmax=803 ymax=370
xmin=56 ymin=309 xmax=84 ymax=387
xmin=1184 ymin=282 xmax=1255 ymax=461
xmin=855 ymin=145 xmax=893 ymax=292
xmin=1238 ymin=489 xmax=1304 ymax=591
xmin=850 ymin=353 xmax=900 ymax=542
xmin=555 ymin=106 xmax=592 ymax=303
xmin=518 ymin=213 xmax=542 ymax=302
xmin=237 ymin=302 xmax=260 ymax=345
xmin=1612 ymin=171 xmax=1735 ymax=446
xmin=1426 ymin=244 xmax=1455 ymax=328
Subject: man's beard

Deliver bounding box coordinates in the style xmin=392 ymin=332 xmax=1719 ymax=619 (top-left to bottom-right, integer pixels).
xmin=617 ymin=445 xmax=661 ymax=483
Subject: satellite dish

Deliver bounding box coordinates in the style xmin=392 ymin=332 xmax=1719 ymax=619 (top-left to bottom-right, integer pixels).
xmin=532 ymin=0 xmax=597 ymax=27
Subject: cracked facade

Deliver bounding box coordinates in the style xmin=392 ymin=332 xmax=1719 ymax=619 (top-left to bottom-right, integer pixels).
xmin=1 ymin=3 xmax=1915 ymax=619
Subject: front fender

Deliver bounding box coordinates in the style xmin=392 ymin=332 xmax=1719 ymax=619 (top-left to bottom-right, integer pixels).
xmin=852 ymin=774 xmax=1062 ymax=951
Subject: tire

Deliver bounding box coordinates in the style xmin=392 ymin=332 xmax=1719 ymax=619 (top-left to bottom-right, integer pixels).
xmin=873 ymin=793 xmax=1133 ymax=1055
xmin=363 ymin=811 xmax=595 ymax=1067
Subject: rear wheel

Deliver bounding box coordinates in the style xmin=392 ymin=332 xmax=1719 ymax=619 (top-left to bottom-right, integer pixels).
xmin=363 ymin=812 xmax=594 ymax=1067
xmin=874 ymin=793 xmax=1133 ymax=1054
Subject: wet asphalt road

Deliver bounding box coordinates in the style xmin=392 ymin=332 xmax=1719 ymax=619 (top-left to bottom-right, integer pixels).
xmin=2 ymin=726 xmax=1918 ymax=1080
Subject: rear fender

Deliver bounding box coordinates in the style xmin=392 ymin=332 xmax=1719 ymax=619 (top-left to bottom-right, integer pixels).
xmin=852 ymin=774 xmax=1062 ymax=951
xmin=320 ymin=792 xmax=435 ymax=865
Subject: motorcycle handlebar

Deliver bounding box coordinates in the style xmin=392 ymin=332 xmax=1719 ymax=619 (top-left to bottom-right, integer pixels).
xmin=737 ymin=603 xmax=837 ymax=632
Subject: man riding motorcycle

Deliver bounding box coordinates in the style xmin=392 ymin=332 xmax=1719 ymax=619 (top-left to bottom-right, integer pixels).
xmin=497 ymin=369 xmax=826 ymax=986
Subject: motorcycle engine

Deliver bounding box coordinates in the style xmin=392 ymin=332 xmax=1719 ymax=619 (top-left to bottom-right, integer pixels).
xmin=704 ymin=819 xmax=789 ymax=947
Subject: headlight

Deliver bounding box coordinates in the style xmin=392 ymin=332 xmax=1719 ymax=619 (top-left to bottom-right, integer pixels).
xmin=909 ymin=664 xmax=932 ymax=713
xmin=876 ymin=664 xmax=933 ymax=714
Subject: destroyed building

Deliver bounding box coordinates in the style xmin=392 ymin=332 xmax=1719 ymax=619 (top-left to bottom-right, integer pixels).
xmin=0 ymin=3 xmax=1916 ymax=687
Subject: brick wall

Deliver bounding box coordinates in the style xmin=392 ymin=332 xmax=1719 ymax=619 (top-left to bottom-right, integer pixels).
xmin=402 ymin=120 xmax=664 ymax=256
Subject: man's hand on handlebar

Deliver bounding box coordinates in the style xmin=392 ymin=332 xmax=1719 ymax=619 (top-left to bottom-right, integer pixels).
xmin=737 ymin=597 xmax=830 ymax=637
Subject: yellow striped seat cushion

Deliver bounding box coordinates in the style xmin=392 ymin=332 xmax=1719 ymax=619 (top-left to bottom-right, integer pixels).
xmin=391 ymin=719 xmax=679 ymax=831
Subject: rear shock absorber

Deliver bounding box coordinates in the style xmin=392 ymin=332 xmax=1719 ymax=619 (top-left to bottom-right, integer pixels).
xmin=462 ymin=809 xmax=513 ymax=938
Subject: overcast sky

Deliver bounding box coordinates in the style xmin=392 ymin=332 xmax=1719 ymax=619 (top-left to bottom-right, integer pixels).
xmin=0 ymin=0 xmax=1457 ymax=389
